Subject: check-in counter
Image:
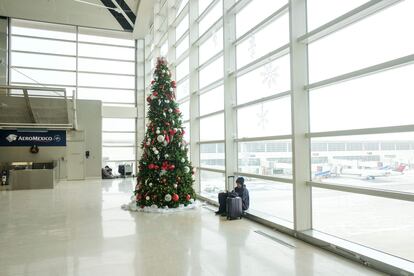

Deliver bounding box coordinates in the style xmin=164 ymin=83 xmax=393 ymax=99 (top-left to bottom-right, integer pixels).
xmin=1 ymin=161 xmax=56 ymax=190
xmin=9 ymin=169 xmax=55 ymax=190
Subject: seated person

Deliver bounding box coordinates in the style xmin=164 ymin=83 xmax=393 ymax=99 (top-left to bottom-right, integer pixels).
xmin=215 ymin=177 xmax=249 ymax=215
xmin=102 ymin=165 xmax=115 ymax=179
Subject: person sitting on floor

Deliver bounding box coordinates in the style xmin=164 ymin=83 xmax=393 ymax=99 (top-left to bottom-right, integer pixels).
xmin=215 ymin=177 xmax=249 ymax=216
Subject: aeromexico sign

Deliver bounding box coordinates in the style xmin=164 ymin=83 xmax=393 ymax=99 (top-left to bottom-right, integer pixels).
xmin=0 ymin=130 xmax=66 ymax=147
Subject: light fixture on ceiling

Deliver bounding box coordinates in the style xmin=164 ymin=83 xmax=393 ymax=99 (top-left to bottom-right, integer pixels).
xmin=73 ymin=0 xmax=123 ymax=14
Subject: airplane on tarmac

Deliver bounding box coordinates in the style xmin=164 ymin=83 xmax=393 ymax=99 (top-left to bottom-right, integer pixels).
xmin=314 ymin=164 xmax=406 ymax=180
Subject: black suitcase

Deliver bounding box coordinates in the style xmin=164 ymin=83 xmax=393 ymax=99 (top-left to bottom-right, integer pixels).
xmin=226 ymin=197 xmax=243 ymax=220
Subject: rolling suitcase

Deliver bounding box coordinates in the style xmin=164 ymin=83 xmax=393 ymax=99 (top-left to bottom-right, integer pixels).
xmin=226 ymin=176 xmax=242 ymax=220
xmin=226 ymin=197 xmax=243 ymax=220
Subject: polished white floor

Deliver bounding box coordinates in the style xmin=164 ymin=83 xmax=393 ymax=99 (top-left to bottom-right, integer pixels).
xmin=0 ymin=179 xmax=384 ymax=276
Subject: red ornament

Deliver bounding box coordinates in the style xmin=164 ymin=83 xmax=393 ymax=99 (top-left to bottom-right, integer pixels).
xmin=171 ymin=81 xmax=176 ymax=88
xmin=148 ymin=164 xmax=155 ymax=169
xmin=174 ymin=108 xmax=180 ymax=114
xmin=136 ymin=194 xmax=142 ymax=200
xmin=170 ymin=164 xmax=175 ymax=170
xmin=186 ymin=194 xmax=191 ymax=201
xmin=151 ymin=80 xmax=155 ymax=84
xmin=182 ymin=130 xmax=186 ymax=135
xmin=153 ymin=91 xmax=158 ymax=97
xmin=146 ymin=96 xmax=151 ymax=102
xmin=172 ymin=193 xmax=179 ymax=202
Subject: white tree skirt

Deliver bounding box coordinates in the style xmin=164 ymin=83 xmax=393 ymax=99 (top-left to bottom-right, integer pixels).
xmin=121 ymin=196 xmax=201 ymax=213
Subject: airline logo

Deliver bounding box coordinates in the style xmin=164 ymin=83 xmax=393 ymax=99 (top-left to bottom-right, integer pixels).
xmin=6 ymin=134 xmax=18 ymax=143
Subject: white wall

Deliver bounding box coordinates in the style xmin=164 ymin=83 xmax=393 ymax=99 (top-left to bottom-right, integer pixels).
xmin=0 ymin=17 xmax=7 ymax=85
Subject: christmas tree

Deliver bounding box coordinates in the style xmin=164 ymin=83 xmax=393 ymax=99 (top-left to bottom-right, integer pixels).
xmin=134 ymin=57 xmax=196 ymax=209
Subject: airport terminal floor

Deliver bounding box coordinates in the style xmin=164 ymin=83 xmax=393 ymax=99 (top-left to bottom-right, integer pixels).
xmin=0 ymin=179 xmax=383 ymax=276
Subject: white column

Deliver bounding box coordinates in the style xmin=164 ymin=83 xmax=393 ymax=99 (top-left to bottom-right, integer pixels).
xmin=136 ymin=39 xmax=146 ymax=161
xmin=289 ymin=0 xmax=312 ymax=231
xmin=223 ymin=0 xmax=237 ymax=190
xmin=189 ymin=0 xmax=200 ymax=193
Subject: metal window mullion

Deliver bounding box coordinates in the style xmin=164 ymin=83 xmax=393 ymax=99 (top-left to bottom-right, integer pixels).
xmin=197 ymin=0 xmax=220 ymax=22
xmin=308 ymin=124 xmax=414 ymax=138
xmin=102 ymin=131 xmax=136 ymax=133
xmin=231 ymin=44 xmax=290 ymax=77
xmin=0 ymin=84 xmax=66 ymax=92
xmin=290 ymin=0 xmax=312 ymax=231
xmin=234 ymin=90 xmax=292 ymax=110
xmin=235 ymin=172 xmax=293 ymax=184
xmin=235 ymin=135 xmax=292 ymax=142
xmin=197 ymin=78 xmax=223 ymax=95
xmin=77 ymin=40 xmax=135 ymax=49
xmin=77 ymin=55 xmax=135 ymax=63
xmin=174 ymin=30 xmax=189 ymax=47
xmin=309 ymin=181 xmax=414 ymax=203
xmin=226 ymin=0 xmax=252 ymax=15
xmin=11 ymin=33 xmax=76 ymax=43
xmin=198 ymin=167 xmax=225 ymax=174
xmin=298 ymin=0 xmax=402 ymax=44
xmin=10 ymin=66 xmax=76 ymax=73
xmin=223 ymin=0 xmax=237 ymax=191
xmin=78 ymin=70 xmax=135 ymax=77
xmin=197 ymin=51 xmax=223 ymax=70
xmin=189 ymin=0 xmax=200 ymax=193
xmin=235 ymin=4 xmax=289 ymax=46
xmin=306 ymin=54 xmax=414 ymax=90
xmin=173 ymin=2 xmax=189 ymax=27
xmin=197 ymin=139 xmax=225 ymax=144
xmin=77 ymin=85 xmax=134 ymax=91
xmin=197 ymin=110 xmax=224 ymax=120
xmin=193 ymin=17 xmax=223 ymax=46
xmin=174 ymin=51 xmax=189 ymax=66
xmin=11 ymin=49 xmax=76 ymax=58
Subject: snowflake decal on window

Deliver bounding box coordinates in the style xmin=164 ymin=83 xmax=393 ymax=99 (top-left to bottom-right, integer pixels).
xmin=261 ymin=63 xmax=279 ymax=88
xmin=256 ymin=103 xmax=269 ymax=130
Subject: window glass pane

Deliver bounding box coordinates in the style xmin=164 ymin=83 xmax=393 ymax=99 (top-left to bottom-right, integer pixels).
xmin=78 ymin=58 xmax=134 ymax=74
xmin=311 ymin=133 xmax=414 ymax=194
xmin=312 ymin=188 xmax=414 ymax=262
xmin=11 ymin=52 xmax=76 ymax=70
xmin=199 ymin=0 xmax=223 ymax=36
xmin=236 ymin=14 xmax=289 ymax=69
xmin=200 ymin=85 xmax=224 ymax=116
xmin=200 ymin=113 xmax=224 ymax=141
xmin=176 ymin=0 xmax=188 ymax=16
xmin=78 ymin=27 xmax=134 ymax=46
xmin=199 ymin=56 xmax=223 ymax=88
xmin=176 ymin=57 xmax=189 ymax=81
xmin=11 ymin=19 xmax=76 ymax=40
xmin=78 ymin=43 xmax=134 ymax=61
xmin=310 ymin=64 xmax=414 ymax=132
xmin=236 ymin=0 xmax=287 ymax=38
xmin=176 ymin=15 xmax=189 ymax=39
xmin=11 ymin=68 xmax=76 ymax=86
xmin=103 ymin=118 xmax=135 ymax=132
xmin=200 ymin=170 xmax=225 ymax=201
xmin=237 ymin=97 xmax=291 ymax=138
xmin=237 ymin=55 xmax=290 ymax=104
xmin=176 ymin=35 xmax=189 ymax=58
xmin=238 ymin=140 xmax=292 ymax=179
xmin=103 ymin=147 xmax=135 ymax=161
xmin=308 ymin=1 xmax=414 ymax=83
xmin=78 ymin=88 xmax=135 ymax=103
xmin=199 ymin=28 xmax=223 ymax=65
xmin=307 ymin=0 xmax=369 ymax=31
xmin=78 ymin=73 xmax=135 ymax=89
xmin=183 ymin=122 xmax=190 ymax=143
xmin=103 ymin=132 xmax=135 ymax=146
xmin=242 ymin=177 xmax=293 ymax=223
xmin=160 ymin=40 xmax=168 ymax=57
xmin=176 ymin=79 xmax=190 ymax=100
xmin=199 ymin=0 xmax=215 ymax=15
xmin=11 ymin=36 xmax=76 ymax=55
xmin=200 ymin=143 xmax=225 ymax=170
xmin=180 ymin=100 xmax=190 ymax=121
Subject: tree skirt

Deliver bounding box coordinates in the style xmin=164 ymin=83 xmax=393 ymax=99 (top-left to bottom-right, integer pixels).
xmin=121 ymin=196 xmax=201 ymax=213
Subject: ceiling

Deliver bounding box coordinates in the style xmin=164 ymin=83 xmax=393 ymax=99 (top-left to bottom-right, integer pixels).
xmin=0 ymin=0 xmax=142 ymax=33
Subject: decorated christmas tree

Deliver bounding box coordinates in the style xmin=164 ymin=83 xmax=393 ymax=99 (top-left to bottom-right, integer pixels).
xmin=134 ymin=57 xmax=196 ymax=209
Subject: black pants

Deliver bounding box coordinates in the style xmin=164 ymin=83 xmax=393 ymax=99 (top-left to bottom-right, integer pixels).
xmin=218 ymin=192 xmax=229 ymax=213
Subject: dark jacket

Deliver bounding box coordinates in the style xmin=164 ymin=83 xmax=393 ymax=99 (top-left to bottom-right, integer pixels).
xmin=234 ymin=185 xmax=249 ymax=211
